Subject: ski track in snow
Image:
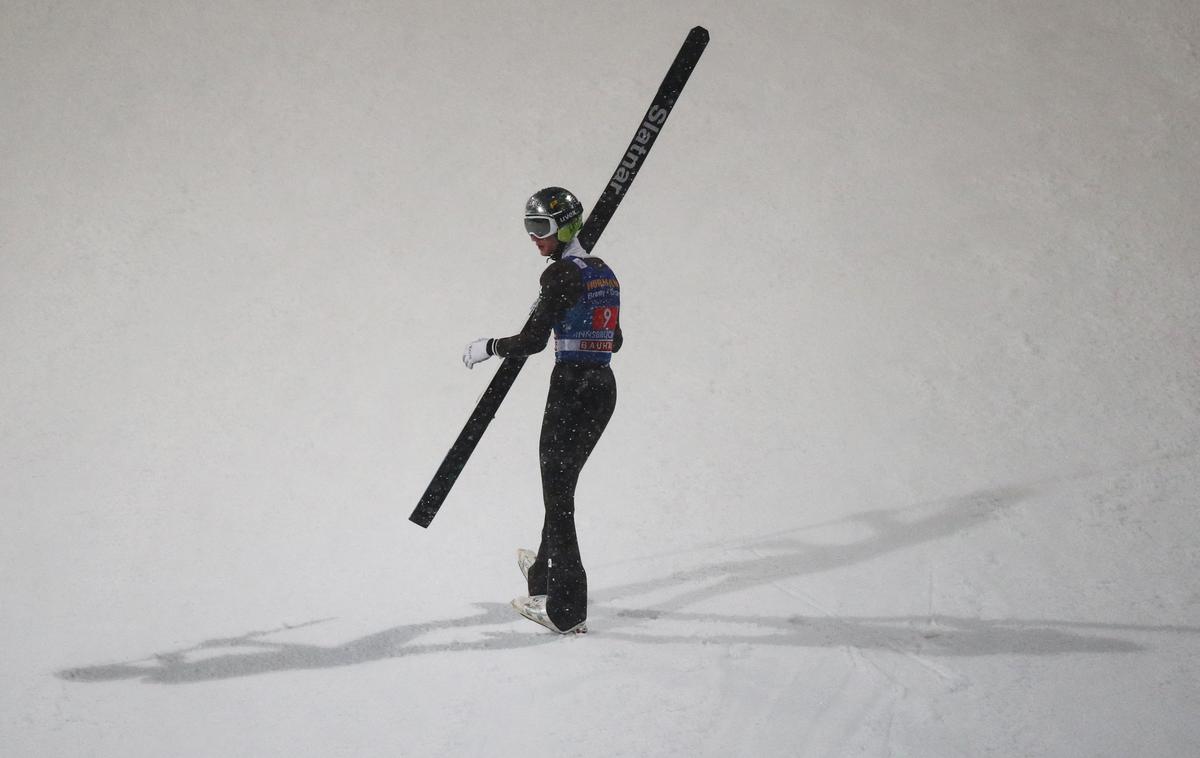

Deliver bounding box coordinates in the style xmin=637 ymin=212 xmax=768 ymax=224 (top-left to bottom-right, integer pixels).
xmin=748 ymin=544 xmax=971 ymax=693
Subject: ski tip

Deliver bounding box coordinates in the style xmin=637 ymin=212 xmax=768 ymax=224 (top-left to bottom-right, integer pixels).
xmin=689 ymin=26 xmax=710 ymax=44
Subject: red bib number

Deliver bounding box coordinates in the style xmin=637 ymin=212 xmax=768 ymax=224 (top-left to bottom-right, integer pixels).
xmin=592 ymin=306 xmax=619 ymax=330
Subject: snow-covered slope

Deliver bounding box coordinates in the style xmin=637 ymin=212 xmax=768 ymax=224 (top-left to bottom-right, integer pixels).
xmin=3 ymin=1 xmax=1198 ymax=756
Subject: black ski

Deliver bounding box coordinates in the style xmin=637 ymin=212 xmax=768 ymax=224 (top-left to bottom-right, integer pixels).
xmin=410 ymin=26 xmax=709 ymax=529
xmin=577 ymin=26 xmax=710 ymax=253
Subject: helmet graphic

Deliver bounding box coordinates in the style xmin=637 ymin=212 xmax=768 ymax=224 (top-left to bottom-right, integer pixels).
xmin=524 ymin=187 xmax=584 ymax=244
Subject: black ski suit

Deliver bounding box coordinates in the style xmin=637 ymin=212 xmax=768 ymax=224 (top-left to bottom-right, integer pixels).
xmin=487 ymin=243 xmax=621 ymax=630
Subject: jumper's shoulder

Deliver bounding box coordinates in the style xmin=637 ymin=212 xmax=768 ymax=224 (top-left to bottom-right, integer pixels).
xmin=586 ymin=256 xmax=616 ymax=274
xmin=539 ymin=259 xmax=583 ymax=289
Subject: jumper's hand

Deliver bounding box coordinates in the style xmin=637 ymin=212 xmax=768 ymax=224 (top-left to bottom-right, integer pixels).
xmin=463 ymin=338 xmax=492 ymax=369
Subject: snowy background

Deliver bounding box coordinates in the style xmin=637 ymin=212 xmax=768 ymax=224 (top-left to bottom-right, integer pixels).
xmin=3 ymin=1 xmax=1199 ymax=756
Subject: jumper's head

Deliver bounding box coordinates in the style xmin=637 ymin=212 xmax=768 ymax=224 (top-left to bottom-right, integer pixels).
xmin=524 ymin=186 xmax=583 ymax=256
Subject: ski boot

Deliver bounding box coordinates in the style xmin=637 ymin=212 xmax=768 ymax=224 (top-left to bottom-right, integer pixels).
xmin=517 ymin=548 xmax=537 ymax=580
xmin=511 ymin=595 xmax=587 ymax=635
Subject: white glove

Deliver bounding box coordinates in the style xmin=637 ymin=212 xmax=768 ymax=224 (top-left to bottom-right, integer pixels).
xmin=463 ymin=338 xmax=492 ymax=369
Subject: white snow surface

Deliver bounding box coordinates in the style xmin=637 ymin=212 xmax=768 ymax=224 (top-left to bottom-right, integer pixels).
xmin=3 ymin=1 xmax=1200 ymax=756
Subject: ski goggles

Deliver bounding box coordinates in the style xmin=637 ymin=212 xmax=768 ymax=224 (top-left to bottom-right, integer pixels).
xmin=524 ymin=214 xmax=560 ymax=239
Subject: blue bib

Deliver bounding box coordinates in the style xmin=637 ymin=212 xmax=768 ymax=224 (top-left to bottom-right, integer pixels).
xmin=554 ymin=257 xmax=620 ymax=365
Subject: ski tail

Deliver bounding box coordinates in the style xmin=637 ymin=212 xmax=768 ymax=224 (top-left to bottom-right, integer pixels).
xmin=409 ymin=355 xmax=528 ymax=528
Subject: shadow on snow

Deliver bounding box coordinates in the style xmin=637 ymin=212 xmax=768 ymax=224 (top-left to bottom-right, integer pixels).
xmin=57 ymin=483 xmax=1196 ymax=684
